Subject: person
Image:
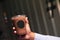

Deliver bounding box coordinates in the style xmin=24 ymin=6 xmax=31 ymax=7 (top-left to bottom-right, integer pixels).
xmin=12 ymin=15 xmax=60 ymax=40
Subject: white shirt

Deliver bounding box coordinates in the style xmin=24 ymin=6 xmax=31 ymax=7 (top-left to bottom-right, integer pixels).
xmin=34 ymin=33 xmax=60 ymax=40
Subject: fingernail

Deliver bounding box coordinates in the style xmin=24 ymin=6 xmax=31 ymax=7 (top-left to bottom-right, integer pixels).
xmin=14 ymin=31 xmax=17 ymax=34
xmin=13 ymin=27 xmax=15 ymax=30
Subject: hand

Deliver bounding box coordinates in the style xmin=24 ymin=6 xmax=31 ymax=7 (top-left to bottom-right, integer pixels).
xmin=12 ymin=15 xmax=35 ymax=40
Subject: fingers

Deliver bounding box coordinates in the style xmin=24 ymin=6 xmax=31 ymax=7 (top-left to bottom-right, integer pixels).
xmin=13 ymin=27 xmax=17 ymax=34
xmin=25 ymin=17 xmax=29 ymax=24
xmin=24 ymin=17 xmax=31 ymax=34
xmin=25 ymin=23 xmax=31 ymax=33
xmin=12 ymin=17 xmax=30 ymax=33
xmin=25 ymin=17 xmax=31 ymax=34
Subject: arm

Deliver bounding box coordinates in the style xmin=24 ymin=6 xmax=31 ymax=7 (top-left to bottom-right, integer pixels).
xmin=35 ymin=33 xmax=60 ymax=40
xmin=12 ymin=15 xmax=60 ymax=40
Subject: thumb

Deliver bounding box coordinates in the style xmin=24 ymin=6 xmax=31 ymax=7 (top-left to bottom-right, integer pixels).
xmin=25 ymin=34 xmax=30 ymax=39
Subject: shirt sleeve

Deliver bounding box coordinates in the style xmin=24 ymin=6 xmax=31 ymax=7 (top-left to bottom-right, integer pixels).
xmin=34 ymin=33 xmax=60 ymax=40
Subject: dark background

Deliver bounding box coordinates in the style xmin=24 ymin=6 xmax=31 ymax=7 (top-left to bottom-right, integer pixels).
xmin=0 ymin=0 xmax=60 ymax=40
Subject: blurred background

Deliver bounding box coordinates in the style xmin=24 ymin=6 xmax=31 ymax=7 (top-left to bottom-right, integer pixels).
xmin=0 ymin=0 xmax=60 ymax=40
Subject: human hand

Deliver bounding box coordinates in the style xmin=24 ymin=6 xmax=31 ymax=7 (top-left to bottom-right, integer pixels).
xmin=12 ymin=15 xmax=35 ymax=40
